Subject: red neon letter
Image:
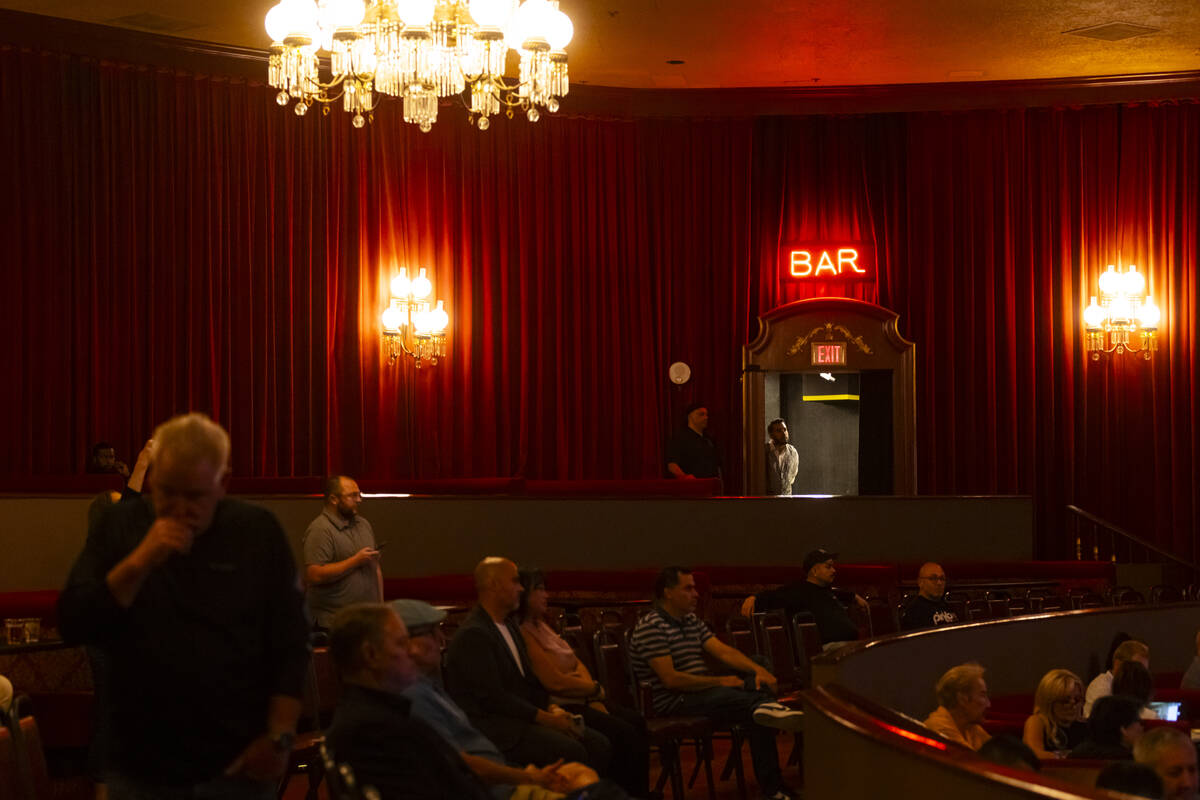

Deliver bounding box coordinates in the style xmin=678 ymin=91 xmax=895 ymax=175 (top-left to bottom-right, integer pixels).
xmin=838 ymin=248 xmax=865 ymax=274
xmin=814 ymin=251 xmax=838 ymax=276
xmin=790 ymin=250 xmax=812 ymax=277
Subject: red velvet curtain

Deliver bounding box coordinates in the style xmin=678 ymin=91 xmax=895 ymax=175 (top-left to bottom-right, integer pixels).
xmin=1 ymin=42 xmax=1196 ymax=559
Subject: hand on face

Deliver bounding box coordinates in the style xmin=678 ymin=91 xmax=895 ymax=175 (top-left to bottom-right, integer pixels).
xmin=136 ymin=517 xmax=196 ymax=567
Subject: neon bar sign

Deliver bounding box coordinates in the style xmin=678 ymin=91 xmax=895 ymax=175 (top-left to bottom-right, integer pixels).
xmin=783 ymin=243 xmax=875 ymax=281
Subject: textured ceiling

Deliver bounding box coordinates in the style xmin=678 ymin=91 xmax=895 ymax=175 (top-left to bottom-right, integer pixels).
xmin=2 ymin=0 xmax=1199 ymax=88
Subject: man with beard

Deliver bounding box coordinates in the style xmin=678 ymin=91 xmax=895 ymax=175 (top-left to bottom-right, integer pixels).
xmin=304 ymin=475 xmax=383 ymax=631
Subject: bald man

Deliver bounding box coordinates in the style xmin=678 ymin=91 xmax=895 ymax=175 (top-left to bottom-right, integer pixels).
xmin=443 ymin=558 xmax=612 ymax=775
xmin=900 ymin=563 xmax=959 ymax=631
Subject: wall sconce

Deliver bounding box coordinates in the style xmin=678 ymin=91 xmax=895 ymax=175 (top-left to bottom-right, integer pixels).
xmin=1083 ymin=264 xmax=1159 ymax=361
xmin=381 ymin=266 xmax=449 ymax=367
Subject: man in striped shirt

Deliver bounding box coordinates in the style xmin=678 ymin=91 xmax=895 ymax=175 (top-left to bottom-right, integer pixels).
xmin=629 ymin=566 xmax=804 ymax=800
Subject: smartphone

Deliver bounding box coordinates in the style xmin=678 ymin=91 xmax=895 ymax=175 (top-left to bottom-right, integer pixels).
xmin=375 ymin=541 xmax=388 ymax=551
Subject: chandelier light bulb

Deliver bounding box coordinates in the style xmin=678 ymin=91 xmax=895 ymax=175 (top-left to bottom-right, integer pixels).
xmin=381 ymin=305 xmax=403 ymax=332
xmin=546 ymin=7 xmax=573 ymax=49
xmin=506 ymin=0 xmax=550 ymax=48
xmin=1083 ymin=297 xmax=1106 ymax=330
xmin=1108 ymin=294 xmax=1134 ymax=324
xmin=1121 ymin=265 xmax=1145 ymax=297
xmin=281 ymin=0 xmax=321 ymax=39
xmin=412 ymin=308 xmax=433 ymax=335
xmin=469 ymin=0 xmax=515 ymax=29
xmin=429 ymin=300 xmax=450 ymax=334
xmin=265 ymin=3 xmax=291 ymax=43
xmin=395 ymin=0 xmax=436 ymax=26
xmin=391 ymin=268 xmax=412 ymax=298
xmin=1097 ymin=265 xmax=1121 ymax=297
xmin=1139 ymin=297 xmax=1161 ymax=329
xmin=412 ymin=268 xmax=434 ymax=300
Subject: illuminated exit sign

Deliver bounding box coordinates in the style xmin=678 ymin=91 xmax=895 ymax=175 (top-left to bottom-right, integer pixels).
xmin=783 ymin=243 xmax=875 ymax=281
xmin=811 ymin=342 xmax=847 ymax=365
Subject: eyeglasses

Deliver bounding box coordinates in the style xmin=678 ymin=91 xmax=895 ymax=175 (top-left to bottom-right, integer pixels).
xmin=920 ymin=575 xmax=947 ymax=582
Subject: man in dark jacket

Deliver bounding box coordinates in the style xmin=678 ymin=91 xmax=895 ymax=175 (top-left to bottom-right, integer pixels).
xmin=444 ymin=557 xmax=612 ymax=770
xmin=740 ymin=548 xmax=864 ymax=647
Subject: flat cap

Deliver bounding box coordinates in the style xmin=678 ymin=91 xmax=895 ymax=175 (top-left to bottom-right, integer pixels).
xmin=390 ymin=599 xmax=447 ymax=634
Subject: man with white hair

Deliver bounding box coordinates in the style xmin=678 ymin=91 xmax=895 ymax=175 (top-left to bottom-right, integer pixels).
xmin=59 ymin=413 xmax=311 ymax=799
xmin=1134 ymin=727 xmax=1199 ymax=800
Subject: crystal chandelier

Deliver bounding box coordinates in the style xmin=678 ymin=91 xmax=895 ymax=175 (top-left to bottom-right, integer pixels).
xmin=264 ymin=0 xmax=572 ymax=131
xmin=382 ymin=267 xmax=450 ymax=366
xmin=1083 ymin=264 xmax=1161 ymax=360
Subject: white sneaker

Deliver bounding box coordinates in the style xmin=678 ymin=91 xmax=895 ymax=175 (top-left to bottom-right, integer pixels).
xmin=752 ymin=701 xmax=805 ymax=732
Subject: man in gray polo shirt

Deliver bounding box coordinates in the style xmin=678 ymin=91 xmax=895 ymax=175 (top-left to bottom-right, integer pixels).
xmin=303 ymin=475 xmax=382 ymax=630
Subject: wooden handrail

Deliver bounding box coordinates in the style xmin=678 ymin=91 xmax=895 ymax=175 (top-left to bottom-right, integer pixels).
xmin=1066 ymin=504 xmax=1200 ymax=575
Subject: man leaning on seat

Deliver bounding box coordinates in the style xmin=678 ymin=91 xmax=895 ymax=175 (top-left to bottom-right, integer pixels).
xmin=59 ymin=413 xmax=311 ymax=800
xmin=629 ymin=566 xmax=804 ymax=800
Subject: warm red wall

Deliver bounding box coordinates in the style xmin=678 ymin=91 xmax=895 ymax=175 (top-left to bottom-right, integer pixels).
xmin=0 ymin=23 xmax=1196 ymax=561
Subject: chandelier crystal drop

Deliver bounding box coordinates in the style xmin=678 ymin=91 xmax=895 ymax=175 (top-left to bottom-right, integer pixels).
xmin=264 ymin=0 xmax=572 ymax=131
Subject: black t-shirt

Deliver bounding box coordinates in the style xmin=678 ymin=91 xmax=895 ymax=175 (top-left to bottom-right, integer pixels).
xmin=59 ymin=497 xmax=311 ymax=785
xmin=900 ymin=596 xmax=960 ymax=631
xmin=665 ymin=428 xmax=721 ymax=478
xmin=754 ymin=581 xmax=859 ymax=644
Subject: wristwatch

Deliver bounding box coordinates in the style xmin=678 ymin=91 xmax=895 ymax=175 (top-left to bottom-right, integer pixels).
xmin=268 ymin=730 xmax=296 ymax=752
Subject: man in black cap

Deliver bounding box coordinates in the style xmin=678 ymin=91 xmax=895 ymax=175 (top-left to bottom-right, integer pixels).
xmin=740 ymin=549 xmax=864 ymax=648
xmin=665 ymin=403 xmax=721 ymax=480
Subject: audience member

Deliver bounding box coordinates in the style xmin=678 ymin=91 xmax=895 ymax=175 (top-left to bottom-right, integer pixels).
xmin=923 ymin=663 xmax=992 ymax=750
xmin=629 ymin=565 xmax=803 ymax=800
xmin=1086 ymin=638 xmax=1150 ymax=716
xmin=515 ymin=569 xmax=649 ymax=796
xmin=764 ymin=418 xmax=798 ymax=496
xmin=303 ymin=475 xmax=382 ymax=630
xmin=390 ymin=599 xmax=603 ymax=800
xmin=1070 ymin=695 xmax=1144 ymax=759
xmin=1181 ymin=631 xmax=1200 ymax=690
xmin=666 ymin=403 xmax=721 ymax=480
xmin=1134 ymin=728 xmax=1199 ymax=800
xmin=1023 ymin=668 xmax=1088 ymax=758
xmin=444 ymin=558 xmax=612 ymax=774
xmin=326 ymin=604 xmax=628 ymax=800
xmin=1096 ymin=762 xmax=1166 ymax=800
xmin=0 ymin=673 xmax=11 ymax=714
xmin=87 ymin=439 xmax=155 ymax=531
xmin=87 ymin=441 xmax=129 ymax=476
xmin=740 ymin=548 xmax=865 ymax=648
xmin=59 ymin=413 xmax=310 ymax=799
xmin=977 ymin=735 xmax=1040 ymax=772
xmin=899 ymin=562 xmax=959 ymax=630
xmin=1113 ymin=660 xmax=1158 ymax=719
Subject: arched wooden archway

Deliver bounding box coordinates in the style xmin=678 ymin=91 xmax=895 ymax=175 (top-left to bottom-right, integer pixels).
xmin=742 ymin=297 xmax=916 ymax=495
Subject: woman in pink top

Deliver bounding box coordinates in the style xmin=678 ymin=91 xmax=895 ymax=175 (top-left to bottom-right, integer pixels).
xmin=515 ymin=569 xmax=649 ymax=796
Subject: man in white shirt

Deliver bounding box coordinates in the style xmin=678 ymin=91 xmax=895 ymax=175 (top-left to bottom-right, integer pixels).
xmin=1086 ymin=639 xmax=1150 ymax=716
xmin=764 ymin=418 xmax=799 ymax=496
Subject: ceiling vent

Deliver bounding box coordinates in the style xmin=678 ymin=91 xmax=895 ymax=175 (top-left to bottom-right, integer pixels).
xmin=105 ymin=13 xmax=199 ymax=34
xmin=1064 ymin=22 xmax=1160 ymax=42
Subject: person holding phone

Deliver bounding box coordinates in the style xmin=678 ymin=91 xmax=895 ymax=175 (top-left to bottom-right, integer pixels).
xmin=303 ymin=475 xmax=384 ymax=630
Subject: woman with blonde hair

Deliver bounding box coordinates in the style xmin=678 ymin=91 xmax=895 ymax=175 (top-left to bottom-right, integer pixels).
xmin=1023 ymin=668 xmax=1089 ymax=758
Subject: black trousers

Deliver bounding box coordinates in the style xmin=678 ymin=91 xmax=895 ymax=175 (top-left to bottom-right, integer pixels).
xmin=572 ymin=703 xmax=649 ymax=797
xmin=504 ymin=721 xmax=612 ymax=774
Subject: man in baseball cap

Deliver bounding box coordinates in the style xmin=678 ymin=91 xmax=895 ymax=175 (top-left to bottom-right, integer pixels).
xmin=740 ymin=548 xmax=864 ymax=648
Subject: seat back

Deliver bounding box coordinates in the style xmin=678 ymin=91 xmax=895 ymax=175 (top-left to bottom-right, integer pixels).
xmin=592 ymin=627 xmax=637 ymax=710
xmin=319 ymin=741 xmax=380 ymax=800
xmin=0 ymin=707 xmax=51 ymax=800
xmin=754 ymin=611 xmax=798 ymax=690
xmin=791 ymin=613 xmax=821 ymax=688
xmin=1111 ymin=586 xmax=1146 ymax=606
xmin=865 ymin=596 xmax=899 ymax=637
xmin=724 ymin=615 xmax=758 ymax=657
xmin=1151 ymin=585 xmax=1185 ymax=604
